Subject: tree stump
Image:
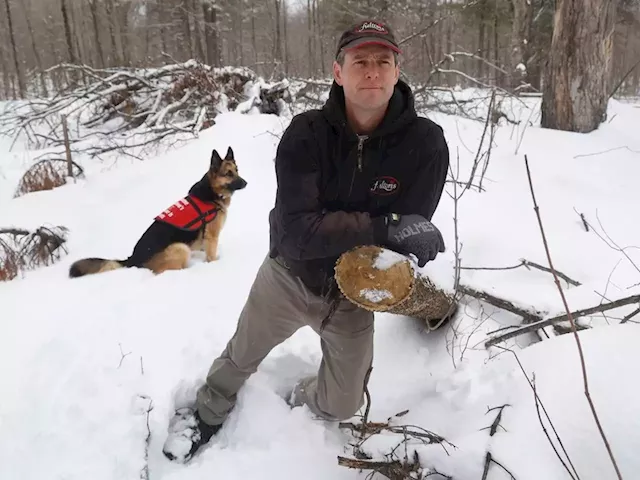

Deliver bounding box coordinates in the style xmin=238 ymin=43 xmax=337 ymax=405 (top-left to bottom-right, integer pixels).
xmin=334 ymin=245 xmax=455 ymax=325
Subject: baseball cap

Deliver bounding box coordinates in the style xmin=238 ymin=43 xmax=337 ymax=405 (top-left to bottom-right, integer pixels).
xmin=335 ymin=20 xmax=402 ymax=58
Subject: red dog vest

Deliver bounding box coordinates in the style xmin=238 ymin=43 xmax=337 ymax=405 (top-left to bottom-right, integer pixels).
xmin=155 ymin=195 xmax=219 ymax=231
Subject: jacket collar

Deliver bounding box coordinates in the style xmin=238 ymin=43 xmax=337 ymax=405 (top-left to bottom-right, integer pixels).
xmin=321 ymin=78 xmax=417 ymax=139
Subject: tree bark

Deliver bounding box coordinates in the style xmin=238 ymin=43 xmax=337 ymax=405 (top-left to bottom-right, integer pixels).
xmin=202 ymin=1 xmax=220 ymax=66
xmin=510 ymin=0 xmax=534 ymax=87
xmin=0 ymin=38 xmax=11 ymax=99
xmin=541 ymin=0 xmax=618 ymax=133
xmin=274 ymin=0 xmax=282 ymax=74
xmin=251 ymin=0 xmax=258 ymax=67
xmin=89 ymin=0 xmax=105 ymax=68
xmin=104 ymin=0 xmax=120 ymax=66
xmin=180 ymin=0 xmax=193 ymax=60
xmin=60 ymin=0 xmax=77 ymax=65
xmin=4 ymin=0 xmax=26 ymax=98
xmin=283 ymin=0 xmax=289 ymax=76
xmin=307 ymin=0 xmax=313 ymax=76
xmin=21 ymin=0 xmax=48 ymax=96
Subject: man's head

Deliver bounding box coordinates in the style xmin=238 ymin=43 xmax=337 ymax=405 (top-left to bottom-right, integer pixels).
xmin=333 ymin=20 xmax=401 ymax=113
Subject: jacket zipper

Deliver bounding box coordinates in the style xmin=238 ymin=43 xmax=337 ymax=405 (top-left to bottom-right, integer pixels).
xmin=357 ymin=135 xmax=368 ymax=172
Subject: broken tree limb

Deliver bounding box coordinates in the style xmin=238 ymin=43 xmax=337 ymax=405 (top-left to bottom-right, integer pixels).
xmin=485 ymin=293 xmax=640 ymax=347
xmin=461 ymin=258 xmax=582 ymax=287
xmin=459 ymin=284 xmax=544 ymax=322
xmin=337 ymin=457 xmax=402 ymax=470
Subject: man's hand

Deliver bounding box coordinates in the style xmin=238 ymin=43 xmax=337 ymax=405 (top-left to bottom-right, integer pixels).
xmin=379 ymin=213 xmax=445 ymax=267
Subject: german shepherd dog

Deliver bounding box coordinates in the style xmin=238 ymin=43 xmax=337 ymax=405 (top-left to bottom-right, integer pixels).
xmin=69 ymin=147 xmax=247 ymax=278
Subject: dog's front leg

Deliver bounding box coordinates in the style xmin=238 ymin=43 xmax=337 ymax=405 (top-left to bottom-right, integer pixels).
xmin=204 ymin=212 xmax=226 ymax=262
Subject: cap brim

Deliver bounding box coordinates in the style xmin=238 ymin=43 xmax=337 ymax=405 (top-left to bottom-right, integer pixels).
xmin=342 ymin=37 xmax=402 ymax=54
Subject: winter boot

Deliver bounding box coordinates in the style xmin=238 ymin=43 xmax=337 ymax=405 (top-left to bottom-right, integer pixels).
xmin=162 ymin=407 xmax=222 ymax=463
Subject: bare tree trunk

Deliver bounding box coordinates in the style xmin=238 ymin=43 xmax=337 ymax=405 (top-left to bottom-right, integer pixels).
xmin=21 ymin=0 xmax=48 ymax=96
xmin=158 ymin=0 xmax=168 ymax=58
xmin=478 ymin=0 xmax=486 ymax=81
xmin=180 ymin=0 xmax=193 ymax=60
xmin=61 ymin=0 xmax=77 ymax=66
xmin=307 ymin=0 xmax=313 ymax=76
xmin=202 ymin=1 xmax=220 ymax=66
xmin=274 ymin=0 xmax=282 ymax=75
xmin=283 ymin=0 xmax=289 ymax=76
xmin=0 ymin=44 xmax=11 ymax=99
xmin=510 ymin=0 xmax=534 ymax=87
xmin=541 ymin=0 xmax=618 ymax=133
xmin=120 ymin=4 xmax=130 ymax=66
xmin=4 ymin=0 xmax=26 ymax=98
xmin=251 ymin=0 xmax=258 ymax=67
xmin=104 ymin=0 xmax=120 ymax=66
xmin=89 ymin=0 xmax=105 ymax=68
xmin=192 ymin=0 xmax=205 ymax=62
xmin=493 ymin=2 xmax=500 ymax=86
xmin=316 ymin=0 xmax=325 ymax=76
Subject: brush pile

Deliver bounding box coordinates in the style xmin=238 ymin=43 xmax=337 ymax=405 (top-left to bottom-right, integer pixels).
xmin=0 ymin=61 xmax=292 ymax=160
xmin=0 ymin=226 xmax=68 ymax=281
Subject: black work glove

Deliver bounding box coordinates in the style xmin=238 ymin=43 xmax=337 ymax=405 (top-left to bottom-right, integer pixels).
xmin=373 ymin=213 xmax=445 ymax=267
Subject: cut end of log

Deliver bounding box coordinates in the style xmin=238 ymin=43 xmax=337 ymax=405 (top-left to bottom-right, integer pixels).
xmin=335 ymin=245 xmax=414 ymax=311
xmin=335 ymin=245 xmax=455 ymax=325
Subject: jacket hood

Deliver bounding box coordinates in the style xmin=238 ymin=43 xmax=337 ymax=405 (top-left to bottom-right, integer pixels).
xmin=321 ymin=78 xmax=417 ymax=138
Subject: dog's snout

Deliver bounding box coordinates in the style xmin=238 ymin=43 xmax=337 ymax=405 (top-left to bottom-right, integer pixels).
xmin=230 ymin=177 xmax=247 ymax=190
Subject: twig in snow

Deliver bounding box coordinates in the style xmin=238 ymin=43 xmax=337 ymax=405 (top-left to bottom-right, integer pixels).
xmin=444 ymin=148 xmax=466 ymax=367
xmin=467 ymin=89 xmax=496 ymax=191
xmin=118 ymin=343 xmax=132 ymax=368
xmin=481 ymin=404 xmax=510 ymax=436
xmin=573 ymin=146 xmax=640 ymax=158
xmin=620 ymin=306 xmax=640 ymax=324
xmin=140 ymin=356 xmax=144 ymax=375
xmin=480 ymin=404 xmax=514 ymax=480
xmin=460 ymin=258 xmax=582 ymax=287
xmin=495 ymin=346 xmax=580 ymax=480
xmin=338 ymin=411 xmax=455 ymax=479
xmin=524 ymin=155 xmax=623 ymax=480
xmin=579 ymin=212 xmax=590 ymax=232
xmin=138 ymin=395 xmax=153 ymax=480
xmin=362 ymin=366 xmax=373 ymax=427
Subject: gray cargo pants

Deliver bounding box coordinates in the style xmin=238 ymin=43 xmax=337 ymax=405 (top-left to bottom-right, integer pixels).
xmin=195 ymin=254 xmax=374 ymax=425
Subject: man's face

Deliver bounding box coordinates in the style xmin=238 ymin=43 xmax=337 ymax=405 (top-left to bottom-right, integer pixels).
xmin=333 ymin=44 xmax=400 ymax=112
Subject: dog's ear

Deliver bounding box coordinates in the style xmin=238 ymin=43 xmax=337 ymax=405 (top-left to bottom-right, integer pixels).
xmin=225 ymin=147 xmax=235 ymax=162
xmin=210 ymin=149 xmax=223 ymax=172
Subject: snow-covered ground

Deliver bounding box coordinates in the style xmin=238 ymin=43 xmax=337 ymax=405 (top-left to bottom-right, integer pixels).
xmin=1 ymin=91 xmax=639 ymax=480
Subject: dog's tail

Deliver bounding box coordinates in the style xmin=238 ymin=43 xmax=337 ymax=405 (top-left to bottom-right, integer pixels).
xmin=69 ymin=257 xmax=127 ymax=278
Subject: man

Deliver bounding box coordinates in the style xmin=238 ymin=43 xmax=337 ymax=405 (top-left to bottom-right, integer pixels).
xmin=162 ymin=19 xmax=450 ymax=463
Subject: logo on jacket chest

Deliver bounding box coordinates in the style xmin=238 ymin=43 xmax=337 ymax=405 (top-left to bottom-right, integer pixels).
xmin=370 ymin=176 xmax=399 ymax=196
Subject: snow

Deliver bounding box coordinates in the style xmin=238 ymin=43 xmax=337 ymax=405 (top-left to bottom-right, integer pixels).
xmin=1 ymin=90 xmax=640 ymax=480
xmin=360 ymin=288 xmax=393 ymax=303
xmin=372 ymin=248 xmax=407 ymax=270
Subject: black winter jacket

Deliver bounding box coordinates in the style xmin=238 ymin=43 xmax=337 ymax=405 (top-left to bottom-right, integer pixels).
xmin=268 ymin=79 xmax=449 ymax=297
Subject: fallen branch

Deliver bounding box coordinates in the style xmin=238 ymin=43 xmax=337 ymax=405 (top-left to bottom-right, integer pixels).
xmin=461 ymin=258 xmax=581 ymax=287
xmin=523 ymin=154 xmax=623 ymax=480
xmin=620 ymin=306 xmax=640 ymax=324
xmin=459 ymin=285 xmax=543 ymax=322
xmin=485 ymin=293 xmax=640 ymax=347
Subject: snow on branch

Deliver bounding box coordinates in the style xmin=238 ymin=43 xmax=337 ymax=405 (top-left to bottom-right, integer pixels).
xmin=0 ymin=226 xmax=68 ymax=281
xmin=0 ymin=61 xmax=293 ymax=161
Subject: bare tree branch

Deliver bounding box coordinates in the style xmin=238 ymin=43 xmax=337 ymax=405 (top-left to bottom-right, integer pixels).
xmin=523 ymin=154 xmax=623 ymax=480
